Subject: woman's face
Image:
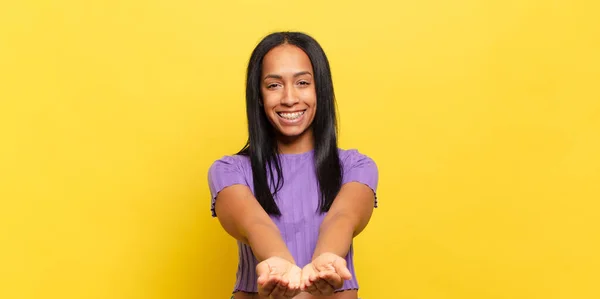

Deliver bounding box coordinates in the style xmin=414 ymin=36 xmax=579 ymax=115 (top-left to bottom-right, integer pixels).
xmin=260 ymin=44 xmax=317 ymax=140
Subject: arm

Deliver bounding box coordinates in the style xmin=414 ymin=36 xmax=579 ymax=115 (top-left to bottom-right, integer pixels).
xmin=300 ymin=181 xmax=375 ymax=295
xmin=312 ymin=181 xmax=376 ymax=259
xmin=214 ymin=184 xmax=294 ymax=263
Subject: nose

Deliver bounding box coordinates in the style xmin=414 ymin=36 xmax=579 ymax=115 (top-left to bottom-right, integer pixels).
xmin=281 ymin=85 xmax=300 ymax=106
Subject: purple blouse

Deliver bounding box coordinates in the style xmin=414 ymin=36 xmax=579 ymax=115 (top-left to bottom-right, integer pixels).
xmin=207 ymin=148 xmax=379 ymax=294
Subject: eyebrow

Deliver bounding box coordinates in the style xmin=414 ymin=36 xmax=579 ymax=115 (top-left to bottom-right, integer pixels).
xmin=263 ymin=71 xmax=312 ymax=81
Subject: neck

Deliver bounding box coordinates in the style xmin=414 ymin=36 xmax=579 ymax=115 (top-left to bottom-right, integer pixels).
xmin=276 ymin=130 xmax=314 ymax=154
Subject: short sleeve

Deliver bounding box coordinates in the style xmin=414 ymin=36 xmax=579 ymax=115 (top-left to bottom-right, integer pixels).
xmin=207 ymin=155 xmax=250 ymax=217
xmin=341 ymin=149 xmax=379 ymax=207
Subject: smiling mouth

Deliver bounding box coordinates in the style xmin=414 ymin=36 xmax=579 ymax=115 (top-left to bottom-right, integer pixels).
xmin=277 ymin=110 xmax=305 ymax=120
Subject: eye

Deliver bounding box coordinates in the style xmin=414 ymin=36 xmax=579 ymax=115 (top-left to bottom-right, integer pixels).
xmin=298 ymin=81 xmax=310 ymax=86
xmin=266 ymin=83 xmax=281 ymax=89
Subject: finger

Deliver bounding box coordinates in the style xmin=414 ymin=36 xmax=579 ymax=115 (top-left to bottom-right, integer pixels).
xmin=314 ymin=277 xmax=334 ymax=295
xmin=258 ymin=280 xmax=276 ymax=296
xmin=285 ymin=279 xmax=300 ymax=296
xmin=256 ymin=262 xmax=271 ymax=285
xmin=269 ymin=278 xmax=289 ymax=297
xmin=332 ymin=257 xmax=352 ymax=280
xmin=257 ymin=272 xmax=268 ymax=286
xmin=300 ymin=267 xmax=312 ymax=290
xmin=258 ymin=274 xmax=281 ymax=296
xmin=306 ymin=270 xmax=320 ymax=286
xmin=283 ymin=285 xmax=300 ymax=298
xmin=304 ymin=282 xmax=319 ymax=295
xmin=304 ymin=273 xmax=320 ymax=294
xmin=319 ymin=271 xmax=343 ymax=289
xmin=286 ymin=269 xmax=301 ymax=290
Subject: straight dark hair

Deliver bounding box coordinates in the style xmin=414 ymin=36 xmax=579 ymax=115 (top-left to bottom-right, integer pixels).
xmin=237 ymin=31 xmax=342 ymax=217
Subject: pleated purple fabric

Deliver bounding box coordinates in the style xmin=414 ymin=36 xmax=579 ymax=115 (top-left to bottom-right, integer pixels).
xmin=208 ymin=148 xmax=378 ymax=294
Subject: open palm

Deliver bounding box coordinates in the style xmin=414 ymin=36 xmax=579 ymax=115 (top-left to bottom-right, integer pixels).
xmin=300 ymin=252 xmax=352 ymax=296
xmin=256 ymin=256 xmax=302 ymax=299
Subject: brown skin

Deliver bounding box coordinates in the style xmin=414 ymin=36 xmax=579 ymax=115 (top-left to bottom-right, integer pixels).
xmin=260 ymin=43 xmax=316 ymax=154
xmin=216 ymin=44 xmax=375 ymax=299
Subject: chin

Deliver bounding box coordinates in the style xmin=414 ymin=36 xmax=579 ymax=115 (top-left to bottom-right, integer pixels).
xmin=278 ymin=128 xmax=307 ymax=137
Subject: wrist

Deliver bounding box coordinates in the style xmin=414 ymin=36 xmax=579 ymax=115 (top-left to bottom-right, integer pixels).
xmin=313 ymin=215 xmax=354 ymax=260
xmin=270 ymin=252 xmax=296 ymax=264
xmin=250 ymin=242 xmax=295 ymax=264
xmin=246 ymin=222 xmax=295 ymax=263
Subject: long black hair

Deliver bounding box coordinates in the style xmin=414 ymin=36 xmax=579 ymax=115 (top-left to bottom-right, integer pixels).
xmin=237 ymin=31 xmax=342 ymax=217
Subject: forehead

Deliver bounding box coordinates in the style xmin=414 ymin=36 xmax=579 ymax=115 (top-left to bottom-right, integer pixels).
xmin=262 ymin=44 xmax=313 ymax=74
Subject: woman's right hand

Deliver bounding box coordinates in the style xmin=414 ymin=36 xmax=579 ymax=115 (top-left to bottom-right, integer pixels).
xmin=256 ymin=256 xmax=302 ymax=299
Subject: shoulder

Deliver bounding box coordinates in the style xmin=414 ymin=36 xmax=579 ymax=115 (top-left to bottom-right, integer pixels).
xmin=338 ymin=148 xmax=378 ymax=169
xmin=206 ymin=154 xmax=252 ymax=217
xmin=207 ymin=154 xmax=252 ymax=183
xmin=337 ymin=148 xmax=379 ymax=193
xmin=209 ymin=154 xmax=250 ymax=171
xmin=207 ymin=154 xmax=252 ymax=197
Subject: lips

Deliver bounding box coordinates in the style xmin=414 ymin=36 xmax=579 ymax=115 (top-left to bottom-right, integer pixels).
xmin=276 ymin=109 xmax=306 ymax=125
xmin=277 ymin=110 xmax=305 ymax=120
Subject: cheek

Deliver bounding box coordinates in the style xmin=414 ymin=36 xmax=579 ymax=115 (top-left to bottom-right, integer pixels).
xmin=300 ymin=90 xmax=317 ymax=106
xmin=261 ymin=94 xmax=278 ymax=111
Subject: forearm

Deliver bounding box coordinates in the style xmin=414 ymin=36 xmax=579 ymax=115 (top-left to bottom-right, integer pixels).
xmin=312 ymin=182 xmax=376 ymax=260
xmin=312 ymin=214 xmax=355 ymax=260
xmin=245 ymin=221 xmax=295 ymax=263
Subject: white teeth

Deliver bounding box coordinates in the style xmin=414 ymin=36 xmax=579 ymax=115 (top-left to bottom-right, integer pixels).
xmin=279 ymin=111 xmax=304 ymax=120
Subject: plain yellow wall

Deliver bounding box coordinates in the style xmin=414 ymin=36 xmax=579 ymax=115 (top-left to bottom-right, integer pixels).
xmin=1 ymin=0 xmax=599 ymax=298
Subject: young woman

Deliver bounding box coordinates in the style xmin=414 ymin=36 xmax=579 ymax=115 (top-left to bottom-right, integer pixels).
xmin=207 ymin=31 xmax=379 ymax=299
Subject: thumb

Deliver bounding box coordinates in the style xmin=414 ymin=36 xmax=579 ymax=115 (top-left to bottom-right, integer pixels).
xmin=256 ymin=262 xmax=271 ymax=285
xmin=301 ymin=265 xmax=313 ymax=285
xmin=332 ymin=257 xmax=352 ymax=280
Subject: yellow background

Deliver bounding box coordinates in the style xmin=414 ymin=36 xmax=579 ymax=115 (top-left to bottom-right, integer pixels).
xmin=1 ymin=0 xmax=599 ymax=298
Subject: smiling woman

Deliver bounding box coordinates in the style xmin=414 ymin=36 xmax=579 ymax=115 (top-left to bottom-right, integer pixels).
xmin=207 ymin=32 xmax=379 ymax=299
xmin=261 ymin=45 xmax=317 ymax=149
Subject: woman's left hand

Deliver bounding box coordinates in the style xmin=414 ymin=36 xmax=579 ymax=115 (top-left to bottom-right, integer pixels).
xmin=300 ymin=252 xmax=352 ymax=296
